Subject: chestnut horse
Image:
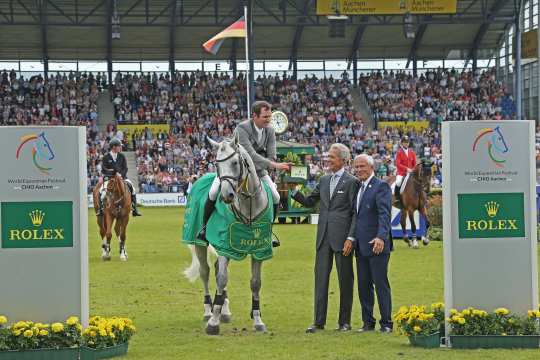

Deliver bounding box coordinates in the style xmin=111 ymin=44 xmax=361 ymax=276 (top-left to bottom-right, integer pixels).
xmin=93 ymin=173 xmax=131 ymax=261
xmin=386 ymin=161 xmax=431 ymax=249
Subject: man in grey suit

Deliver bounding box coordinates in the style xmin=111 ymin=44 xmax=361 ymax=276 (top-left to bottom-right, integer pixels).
xmin=197 ymin=101 xmax=290 ymax=246
xmin=292 ymin=143 xmax=359 ymax=332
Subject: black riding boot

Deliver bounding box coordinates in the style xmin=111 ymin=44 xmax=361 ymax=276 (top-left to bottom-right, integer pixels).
xmin=131 ymin=194 xmax=142 ymax=216
xmin=271 ymin=204 xmax=280 ymax=248
xmin=196 ymin=198 xmax=217 ymax=242
xmin=96 ymin=201 xmax=104 ymax=216
xmin=394 ymin=184 xmax=401 ymax=208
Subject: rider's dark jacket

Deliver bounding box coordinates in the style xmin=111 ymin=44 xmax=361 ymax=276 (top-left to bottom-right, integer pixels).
xmin=101 ymin=152 xmax=128 ymax=179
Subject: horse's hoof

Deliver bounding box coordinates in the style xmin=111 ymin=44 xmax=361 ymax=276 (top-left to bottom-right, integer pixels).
xmin=220 ymin=314 xmax=232 ymax=323
xmin=206 ymin=324 xmax=220 ymax=335
xmin=102 ymin=254 xmax=111 ymax=261
xmin=120 ymin=255 xmax=128 ymax=262
xmin=412 ymin=244 xmax=419 ymax=249
xmin=203 ymin=315 xmax=211 ymax=322
xmin=422 ymin=237 xmax=430 ymax=246
xmin=254 ymin=324 xmax=267 ymax=333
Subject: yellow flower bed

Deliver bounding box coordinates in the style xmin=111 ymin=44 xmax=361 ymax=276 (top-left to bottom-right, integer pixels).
xmin=0 ymin=314 xmax=135 ymax=352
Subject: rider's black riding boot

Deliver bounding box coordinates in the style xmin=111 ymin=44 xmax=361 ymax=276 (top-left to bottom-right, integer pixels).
xmin=271 ymin=204 xmax=280 ymax=248
xmin=96 ymin=203 xmax=104 ymax=216
xmin=196 ymin=197 xmax=217 ymax=242
xmin=131 ymin=193 xmax=142 ymax=216
xmin=394 ymin=184 xmax=401 ymax=208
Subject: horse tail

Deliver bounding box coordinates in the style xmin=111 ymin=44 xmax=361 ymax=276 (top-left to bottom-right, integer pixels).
xmin=183 ymin=244 xmax=218 ymax=283
xmin=184 ymin=245 xmax=200 ymax=282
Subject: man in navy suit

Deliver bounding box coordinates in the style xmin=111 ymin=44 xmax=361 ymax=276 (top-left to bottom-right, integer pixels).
xmin=353 ymin=154 xmax=393 ymax=333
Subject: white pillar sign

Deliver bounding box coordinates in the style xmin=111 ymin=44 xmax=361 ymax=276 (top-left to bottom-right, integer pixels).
xmin=0 ymin=127 xmax=88 ymax=326
xmin=442 ymin=121 xmax=538 ymax=345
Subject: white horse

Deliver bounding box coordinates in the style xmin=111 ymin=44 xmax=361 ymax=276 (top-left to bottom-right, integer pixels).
xmin=183 ymin=136 xmax=270 ymax=335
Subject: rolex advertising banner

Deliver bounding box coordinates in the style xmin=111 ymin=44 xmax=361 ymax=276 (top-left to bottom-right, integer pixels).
xmin=442 ymin=121 xmax=538 ymax=345
xmin=0 ymin=127 xmax=88 ymax=326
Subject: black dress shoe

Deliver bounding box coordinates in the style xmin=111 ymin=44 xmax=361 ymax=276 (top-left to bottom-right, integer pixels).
xmin=335 ymin=324 xmax=352 ymax=331
xmin=357 ymin=325 xmax=375 ymax=333
xmin=305 ymin=324 xmax=324 ymax=333
xmin=380 ymin=327 xmax=393 ymax=333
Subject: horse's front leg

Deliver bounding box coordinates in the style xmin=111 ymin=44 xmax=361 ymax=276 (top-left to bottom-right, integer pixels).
xmin=400 ymin=210 xmax=410 ymax=247
xmin=409 ymin=211 xmax=419 ymax=249
xmin=195 ymin=246 xmax=213 ymax=321
xmin=420 ymin=206 xmax=430 ymax=246
xmin=251 ymin=258 xmax=266 ymax=332
xmin=101 ymin=214 xmax=112 ymax=261
xmin=206 ymin=256 xmax=229 ymax=335
xmin=117 ymin=218 xmax=128 ymax=261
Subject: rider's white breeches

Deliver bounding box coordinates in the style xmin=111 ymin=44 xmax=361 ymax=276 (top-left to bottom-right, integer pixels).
xmin=99 ymin=181 xmax=108 ymax=201
xmin=396 ymin=175 xmax=404 ymax=187
xmin=208 ymin=174 xmax=280 ymax=204
xmin=125 ymin=179 xmax=135 ymax=193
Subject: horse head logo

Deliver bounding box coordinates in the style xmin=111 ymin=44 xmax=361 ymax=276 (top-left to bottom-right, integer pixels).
xmin=16 ymin=132 xmax=55 ymax=175
xmin=472 ymin=126 xmax=509 ymax=168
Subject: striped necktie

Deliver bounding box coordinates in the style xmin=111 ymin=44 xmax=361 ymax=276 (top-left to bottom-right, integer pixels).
xmin=330 ymin=174 xmax=339 ymax=198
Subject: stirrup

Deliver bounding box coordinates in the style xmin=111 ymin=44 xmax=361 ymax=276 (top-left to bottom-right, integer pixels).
xmin=197 ymin=226 xmax=209 ymax=243
xmin=271 ymin=232 xmax=280 ymax=248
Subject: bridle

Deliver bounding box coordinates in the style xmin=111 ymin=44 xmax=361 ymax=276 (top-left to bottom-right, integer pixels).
xmin=105 ymin=175 xmax=125 ymax=211
xmin=215 ymin=144 xmax=262 ymax=224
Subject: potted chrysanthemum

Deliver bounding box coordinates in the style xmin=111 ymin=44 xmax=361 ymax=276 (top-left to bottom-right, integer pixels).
xmin=80 ymin=316 xmax=135 ymax=360
xmin=394 ymin=305 xmax=441 ymax=348
xmin=0 ymin=315 xmax=81 ymax=359
xmin=448 ymin=307 xmax=540 ymax=349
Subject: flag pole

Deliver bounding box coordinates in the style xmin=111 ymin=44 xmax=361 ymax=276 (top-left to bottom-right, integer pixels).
xmin=244 ymin=5 xmax=251 ymax=121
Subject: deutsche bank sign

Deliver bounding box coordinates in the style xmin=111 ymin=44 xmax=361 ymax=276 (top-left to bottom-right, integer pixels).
xmin=442 ymin=121 xmax=538 ymax=346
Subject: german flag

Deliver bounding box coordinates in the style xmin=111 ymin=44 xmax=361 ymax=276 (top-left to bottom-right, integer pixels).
xmin=203 ymin=17 xmax=246 ymax=55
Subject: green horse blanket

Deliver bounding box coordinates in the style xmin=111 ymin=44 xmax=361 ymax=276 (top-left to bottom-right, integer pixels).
xmin=182 ymin=173 xmax=274 ymax=261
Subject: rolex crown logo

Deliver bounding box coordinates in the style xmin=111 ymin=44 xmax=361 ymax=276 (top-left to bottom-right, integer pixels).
xmin=484 ymin=201 xmax=499 ymax=218
xmin=29 ymin=210 xmax=45 ymax=226
xmin=253 ymin=228 xmax=262 ymax=239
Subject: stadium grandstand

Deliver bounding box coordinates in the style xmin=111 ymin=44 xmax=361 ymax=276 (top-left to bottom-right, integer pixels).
xmin=0 ymin=0 xmax=538 ymax=194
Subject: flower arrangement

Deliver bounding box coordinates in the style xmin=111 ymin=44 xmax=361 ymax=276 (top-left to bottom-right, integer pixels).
xmin=82 ymin=316 xmax=136 ymax=349
xmin=448 ymin=307 xmax=540 ymax=336
xmin=0 ymin=315 xmax=81 ymax=351
xmin=394 ymin=304 xmax=441 ymax=336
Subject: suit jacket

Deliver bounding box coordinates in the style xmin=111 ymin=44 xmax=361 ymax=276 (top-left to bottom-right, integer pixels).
xmin=293 ymin=171 xmax=359 ymax=252
xmin=234 ymin=120 xmax=276 ymax=177
xmin=355 ymin=176 xmax=393 ymax=257
xmin=101 ymin=152 xmax=128 ymax=179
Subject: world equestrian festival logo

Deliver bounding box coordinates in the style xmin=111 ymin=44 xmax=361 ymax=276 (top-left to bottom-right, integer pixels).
xmin=15 ymin=132 xmax=55 ymax=175
xmin=472 ymin=126 xmax=509 ymax=168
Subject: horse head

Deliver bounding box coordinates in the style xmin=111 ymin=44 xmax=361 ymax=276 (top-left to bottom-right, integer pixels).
xmin=414 ymin=160 xmax=432 ymax=194
xmin=35 ymin=132 xmax=55 ymax=161
xmin=208 ymin=135 xmax=250 ymax=204
xmin=105 ymin=173 xmax=125 ymax=206
xmin=490 ymin=126 xmax=509 ymax=154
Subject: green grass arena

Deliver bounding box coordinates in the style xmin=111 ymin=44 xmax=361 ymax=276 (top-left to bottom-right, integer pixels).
xmin=88 ymin=207 xmax=540 ymax=359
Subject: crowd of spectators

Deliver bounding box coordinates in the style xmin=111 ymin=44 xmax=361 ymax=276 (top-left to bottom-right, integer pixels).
xmin=362 ymin=68 xmax=515 ymax=127
xmin=0 ymin=68 xmax=518 ymax=194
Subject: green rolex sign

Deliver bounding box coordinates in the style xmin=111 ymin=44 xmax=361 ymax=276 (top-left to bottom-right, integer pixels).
xmin=458 ymin=193 xmax=525 ymax=239
xmin=1 ymin=201 xmax=73 ymax=248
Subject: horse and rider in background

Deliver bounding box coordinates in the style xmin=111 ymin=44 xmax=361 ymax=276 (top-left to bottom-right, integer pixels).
xmin=93 ymin=138 xmax=142 ymax=261
xmin=389 ymin=136 xmax=431 ymax=249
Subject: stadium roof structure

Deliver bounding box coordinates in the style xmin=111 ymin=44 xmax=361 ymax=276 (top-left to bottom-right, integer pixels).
xmin=0 ymin=0 xmax=519 ymax=66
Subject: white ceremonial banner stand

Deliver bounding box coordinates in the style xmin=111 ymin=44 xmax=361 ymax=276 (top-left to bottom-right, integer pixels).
xmin=442 ymin=121 xmax=538 ymax=347
xmin=0 ymin=127 xmax=89 ymax=326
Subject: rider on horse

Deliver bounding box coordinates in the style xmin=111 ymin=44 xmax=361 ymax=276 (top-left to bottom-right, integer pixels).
xmin=96 ymin=138 xmax=142 ymax=217
xmin=394 ymin=135 xmax=417 ymax=207
xmin=197 ymin=100 xmax=290 ymax=247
